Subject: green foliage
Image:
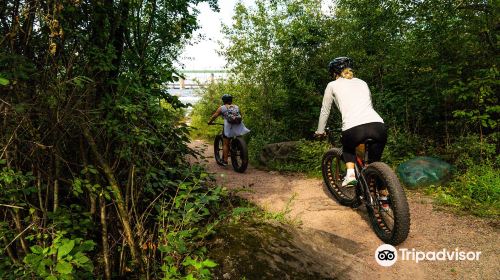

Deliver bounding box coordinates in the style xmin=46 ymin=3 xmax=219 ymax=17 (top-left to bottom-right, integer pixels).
xmin=247 ymin=132 xmax=276 ymax=166
xmin=216 ymin=0 xmax=498 ymax=143
xmin=447 ymin=67 xmax=499 ymax=130
xmin=0 ymin=0 xmax=227 ymax=278
xmin=156 ymin=173 xmax=227 ymax=279
xmin=0 ymin=76 xmax=9 ymax=85
xmin=264 ymin=140 xmax=330 ymax=177
xmin=208 ymin=0 xmax=500 ymax=220
xmin=383 ymin=128 xmax=428 ymax=167
xmin=181 ymin=257 xmax=217 ymax=280
xmin=430 ymin=164 xmax=500 ymax=217
xmin=23 ymin=233 xmax=95 ymax=279
xmin=441 ymin=133 xmax=499 ymax=171
xmin=260 ymin=193 xmax=300 ymax=225
xmin=332 ymin=0 xmax=499 ymax=136
xmin=222 ymin=0 xmax=327 ymax=142
xmin=0 ymin=165 xmax=36 ymax=207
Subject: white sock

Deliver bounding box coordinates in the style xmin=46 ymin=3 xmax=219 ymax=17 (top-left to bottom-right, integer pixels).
xmin=346 ymin=168 xmax=355 ymax=178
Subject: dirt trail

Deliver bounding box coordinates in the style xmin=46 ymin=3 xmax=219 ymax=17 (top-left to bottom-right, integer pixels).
xmin=190 ymin=140 xmax=499 ymax=280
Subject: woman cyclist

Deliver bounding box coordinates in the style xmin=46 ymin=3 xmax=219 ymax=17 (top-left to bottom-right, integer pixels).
xmin=315 ymin=57 xmax=388 ymax=191
xmin=208 ymin=94 xmax=250 ymax=166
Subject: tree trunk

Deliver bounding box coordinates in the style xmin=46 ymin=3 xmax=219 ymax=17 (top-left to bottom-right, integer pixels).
xmin=100 ymin=196 xmax=112 ymax=280
xmin=82 ymin=127 xmax=143 ymax=271
xmin=11 ymin=209 xmax=29 ymax=254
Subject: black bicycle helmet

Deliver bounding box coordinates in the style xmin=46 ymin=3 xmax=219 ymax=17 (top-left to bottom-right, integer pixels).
xmin=221 ymin=94 xmax=233 ymax=103
xmin=328 ymin=57 xmax=354 ymax=76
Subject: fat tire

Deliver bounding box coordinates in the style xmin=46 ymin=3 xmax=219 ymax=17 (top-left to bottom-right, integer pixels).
xmin=364 ymin=162 xmax=410 ymax=245
xmin=230 ymin=137 xmax=248 ymax=173
xmin=321 ymin=148 xmax=358 ymax=206
xmin=214 ymin=135 xmax=225 ymax=166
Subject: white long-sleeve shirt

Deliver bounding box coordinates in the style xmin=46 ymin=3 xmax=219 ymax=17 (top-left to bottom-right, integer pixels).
xmin=316 ymin=77 xmax=383 ymax=133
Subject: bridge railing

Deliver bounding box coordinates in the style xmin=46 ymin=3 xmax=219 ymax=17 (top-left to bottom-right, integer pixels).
xmin=168 ymin=70 xmax=229 ymax=89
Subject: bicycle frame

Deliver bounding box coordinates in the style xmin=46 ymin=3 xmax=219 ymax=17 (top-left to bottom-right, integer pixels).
xmin=353 ymin=146 xmax=376 ymax=208
xmin=324 ymin=127 xmax=375 ymax=208
xmin=321 ymin=127 xmax=410 ymax=245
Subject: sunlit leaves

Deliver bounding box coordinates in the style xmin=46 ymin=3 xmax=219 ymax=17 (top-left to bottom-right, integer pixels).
xmin=0 ymin=77 xmax=9 ymax=85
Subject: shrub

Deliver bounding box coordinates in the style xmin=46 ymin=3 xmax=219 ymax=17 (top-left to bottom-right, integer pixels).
xmin=264 ymin=140 xmax=330 ymax=177
xmin=430 ymin=163 xmax=499 ymax=217
xmin=441 ymin=133 xmax=498 ymax=171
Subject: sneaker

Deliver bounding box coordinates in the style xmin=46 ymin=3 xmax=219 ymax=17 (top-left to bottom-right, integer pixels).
xmin=342 ymin=175 xmax=357 ymax=187
xmin=221 ymin=160 xmax=229 ymax=167
xmin=379 ymin=196 xmax=390 ymax=210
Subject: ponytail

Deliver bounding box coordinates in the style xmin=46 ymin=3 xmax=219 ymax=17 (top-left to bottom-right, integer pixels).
xmin=340 ymin=68 xmax=354 ymax=79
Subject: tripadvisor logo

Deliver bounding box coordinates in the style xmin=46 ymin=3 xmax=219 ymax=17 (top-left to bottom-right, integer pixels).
xmin=375 ymin=244 xmax=397 ymax=267
xmin=375 ymin=244 xmax=482 ymax=267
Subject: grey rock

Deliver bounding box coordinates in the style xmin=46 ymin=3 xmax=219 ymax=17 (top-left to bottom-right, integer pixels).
xmin=259 ymin=141 xmax=299 ymax=165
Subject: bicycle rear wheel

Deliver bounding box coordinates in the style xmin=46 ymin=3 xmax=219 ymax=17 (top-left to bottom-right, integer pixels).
xmin=321 ymin=148 xmax=358 ymax=206
xmin=230 ymin=137 xmax=248 ymax=173
xmin=363 ymin=162 xmax=410 ymax=245
xmin=213 ymin=135 xmax=225 ymax=166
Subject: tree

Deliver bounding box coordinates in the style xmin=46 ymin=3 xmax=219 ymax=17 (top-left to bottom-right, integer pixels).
xmin=0 ymin=0 xmax=220 ymax=277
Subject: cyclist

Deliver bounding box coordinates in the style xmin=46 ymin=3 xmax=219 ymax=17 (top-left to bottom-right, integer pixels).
xmin=208 ymin=94 xmax=250 ymax=166
xmin=315 ymin=57 xmax=387 ymax=188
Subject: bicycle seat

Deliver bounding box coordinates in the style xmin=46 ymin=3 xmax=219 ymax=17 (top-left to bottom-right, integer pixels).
xmin=364 ymin=138 xmax=376 ymax=145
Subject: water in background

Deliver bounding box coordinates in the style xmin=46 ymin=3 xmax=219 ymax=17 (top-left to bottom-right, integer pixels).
xmin=168 ymin=88 xmax=201 ymax=106
xmin=167 ymin=88 xmax=202 ymax=118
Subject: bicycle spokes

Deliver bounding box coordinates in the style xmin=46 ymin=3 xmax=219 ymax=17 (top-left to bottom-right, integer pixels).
xmin=367 ymin=175 xmax=395 ymax=234
xmin=323 ymin=150 xmax=410 ymax=245
xmin=229 ymin=137 xmax=248 ymax=173
xmin=322 ymin=149 xmax=358 ymax=205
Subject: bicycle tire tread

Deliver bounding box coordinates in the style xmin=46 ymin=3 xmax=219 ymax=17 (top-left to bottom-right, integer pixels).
xmin=366 ymin=162 xmax=411 ymax=245
xmin=322 ymin=148 xmax=359 ymax=206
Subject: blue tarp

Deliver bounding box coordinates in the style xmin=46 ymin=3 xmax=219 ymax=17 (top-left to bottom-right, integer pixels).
xmin=397 ymin=157 xmax=454 ymax=188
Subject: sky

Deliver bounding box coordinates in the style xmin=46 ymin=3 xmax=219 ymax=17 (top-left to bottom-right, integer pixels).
xmin=178 ymin=0 xmax=334 ymax=71
xmin=177 ymin=0 xmax=251 ymax=71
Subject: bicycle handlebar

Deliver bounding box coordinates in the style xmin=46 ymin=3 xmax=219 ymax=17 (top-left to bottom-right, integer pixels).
xmin=312 ymin=126 xmax=341 ymax=142
xmin=314 ymin=127 xmax=341 ymax=136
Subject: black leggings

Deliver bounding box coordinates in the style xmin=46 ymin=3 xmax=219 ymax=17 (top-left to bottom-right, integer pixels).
xmin=341 ymin=122 xmax=387 ymax=164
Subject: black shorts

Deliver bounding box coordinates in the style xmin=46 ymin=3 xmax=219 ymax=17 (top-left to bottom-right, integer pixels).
xmin=341 ymin=122 xmax=387 ymax=163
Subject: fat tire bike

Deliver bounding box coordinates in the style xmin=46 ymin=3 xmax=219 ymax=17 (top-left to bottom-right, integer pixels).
xmin=210 ymin=123 xmax=248 ymax=173
xmin=321 ymin=128 xmax=410 ymax=245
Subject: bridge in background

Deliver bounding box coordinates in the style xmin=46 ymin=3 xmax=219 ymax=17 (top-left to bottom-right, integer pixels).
xmin=168 ymin=69 xmax=229 ymax=89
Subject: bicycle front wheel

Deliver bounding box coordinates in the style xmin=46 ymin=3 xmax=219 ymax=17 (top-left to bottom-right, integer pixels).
xmin=213 ymin=135 xmax=225 ymax=166
xmin=363 ymin=162 xmax=410 ymax=245
xmin=230 ymin=137 xmax=248 ymax=173
xmin=321 ymin=148 xmax=358 ymax=206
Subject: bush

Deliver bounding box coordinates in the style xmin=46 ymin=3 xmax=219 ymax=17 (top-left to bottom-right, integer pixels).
xmin=430 ymin=163 xmax=500 ymax=217
xmin=441 ymin=133 xmax=499 ymax=171
xmin=263 ymin=140 xmax=330 ymax=177
xmin=383 ymin=128 xmax=429 ymax=167
xmin=247 ymin=132 xmax=272 ymax=166
xmin=189 ymin=86 xmax=225 ymax=140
